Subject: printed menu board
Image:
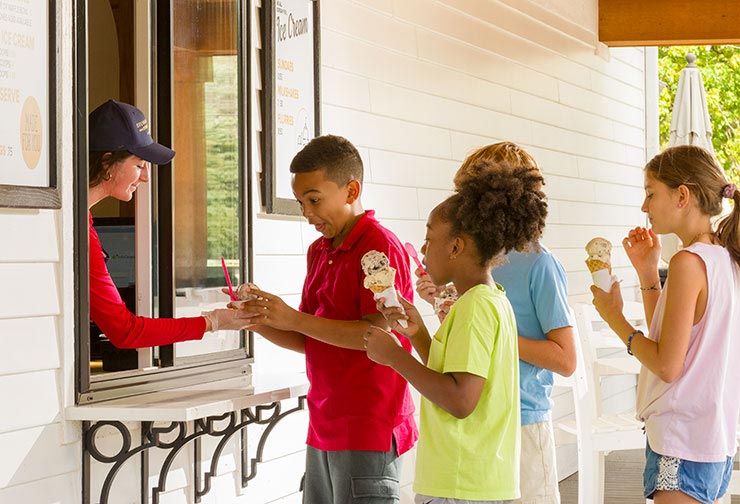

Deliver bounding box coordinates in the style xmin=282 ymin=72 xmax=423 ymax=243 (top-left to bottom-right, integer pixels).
xmin=274 ymin=0 xmax=315 ymax=200
xmin=0 ymin=0 xmax=48 ymax=187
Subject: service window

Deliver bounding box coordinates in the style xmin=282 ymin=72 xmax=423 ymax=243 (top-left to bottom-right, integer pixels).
xmin=77 ymin=0 xmax=252 ymax=403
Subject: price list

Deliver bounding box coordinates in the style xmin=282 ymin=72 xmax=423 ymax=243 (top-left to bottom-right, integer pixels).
xmin=0 ymin=0 xmax=47 ymax=186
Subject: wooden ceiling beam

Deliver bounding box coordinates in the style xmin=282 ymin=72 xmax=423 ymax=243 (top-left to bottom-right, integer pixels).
xmin=600 ymin=0 xmax=740 ymax=46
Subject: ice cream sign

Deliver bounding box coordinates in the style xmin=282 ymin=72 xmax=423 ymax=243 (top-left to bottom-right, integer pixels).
xmin=272 ymin=0 xmax=316 ymax=202
xmin=0 ymin=0 xmax=49 ymax=187
xmin=276 ymin=10 xmax=309 ymax=42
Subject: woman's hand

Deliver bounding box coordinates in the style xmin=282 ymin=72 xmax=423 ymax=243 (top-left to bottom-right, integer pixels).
xmin=415 ymin=268 xmax=444 ymax=305
xmin=203 ymin=308 xmax=254 ymax=332
xmin=622 ymin=227 xmax=661 ymax=278
xmin=364 ymin=326 xmax=405 ymax=367
xmin=375 ymin=291 xmax=423 ymax=338
xmin=590 ymin=277 xmax=626 ymax=327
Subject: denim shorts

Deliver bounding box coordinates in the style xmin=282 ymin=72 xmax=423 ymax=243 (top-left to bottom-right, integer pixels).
xmin=644 ymin=441 xmax=734 ymax=504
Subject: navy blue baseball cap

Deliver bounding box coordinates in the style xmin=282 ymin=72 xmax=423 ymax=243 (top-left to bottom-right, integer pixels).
xmin=89 ymin=99 xmax=175 ymax=165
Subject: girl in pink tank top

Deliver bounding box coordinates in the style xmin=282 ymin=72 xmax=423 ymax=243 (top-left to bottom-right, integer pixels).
xmin=591 ymin=145 xmax=740 ymax=504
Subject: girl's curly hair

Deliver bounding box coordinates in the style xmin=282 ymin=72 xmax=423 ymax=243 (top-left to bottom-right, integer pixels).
xmin=436 ymin=159 xmax=548 ymax=267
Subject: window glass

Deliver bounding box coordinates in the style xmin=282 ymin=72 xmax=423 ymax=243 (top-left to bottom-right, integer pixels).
xmin=172 ymin=0 xmax=242 ymax=359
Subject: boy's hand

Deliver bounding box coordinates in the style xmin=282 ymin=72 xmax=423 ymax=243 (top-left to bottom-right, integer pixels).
xmin=364 ymin=326 xmax=404 ymax=367
xmin=415 ymin=268 xmax=444 ymax=305
xmin=228 ymin=287 xmax=301 ymax=331
xmin=375 ymin=291 xmax=422 ymax=337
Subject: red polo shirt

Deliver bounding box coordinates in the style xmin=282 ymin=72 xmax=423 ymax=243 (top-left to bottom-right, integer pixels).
xmin=299 ymin=210 xmax=418 ymax=454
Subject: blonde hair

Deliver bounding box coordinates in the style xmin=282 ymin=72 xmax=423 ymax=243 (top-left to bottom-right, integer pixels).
xmin=454 ymin=142 xmax=542 ymax=189
xmin=646 ymin=145 xmax=740 ymax=267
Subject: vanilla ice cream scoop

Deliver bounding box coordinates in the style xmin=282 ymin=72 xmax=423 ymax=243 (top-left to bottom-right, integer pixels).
xmin=585 ymin=237 xmax=613 ymax=292
xmin=586 ymin=237 xmax=612 ymax=265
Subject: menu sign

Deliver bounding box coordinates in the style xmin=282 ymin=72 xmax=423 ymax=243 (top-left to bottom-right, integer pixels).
xmin=0 ymin=0 xmax=48 ymax=187
xmin=274 ymin=0 xmax=315 ymax=200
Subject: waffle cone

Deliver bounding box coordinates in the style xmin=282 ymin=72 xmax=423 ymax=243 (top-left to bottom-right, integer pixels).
xmin=369 ymin=284 xmax=392 ymax=294
xmin=585 ymin=259 xmax=611 ymax=273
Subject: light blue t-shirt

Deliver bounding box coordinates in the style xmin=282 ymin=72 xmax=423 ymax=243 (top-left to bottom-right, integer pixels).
xmin=492 ymin=246 xmax=572 ymax=425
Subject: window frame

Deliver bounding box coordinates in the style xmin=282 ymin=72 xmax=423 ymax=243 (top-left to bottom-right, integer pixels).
xmin=75 ymin=0 xmax=255 ymax=404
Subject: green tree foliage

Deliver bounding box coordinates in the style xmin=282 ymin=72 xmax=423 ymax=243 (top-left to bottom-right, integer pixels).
xmin=659 ymin=46 xmax=740 ymax=183
xmin=204 ymin=56 xmax=240 ymax=284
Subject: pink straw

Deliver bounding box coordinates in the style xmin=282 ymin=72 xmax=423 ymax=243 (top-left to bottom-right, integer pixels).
xmin=221 ymin=257 xmax=238 ymax=301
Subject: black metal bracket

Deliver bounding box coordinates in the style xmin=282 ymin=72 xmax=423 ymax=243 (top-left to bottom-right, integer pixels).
xmin=82 ymin=396 xmax=306 ymax=504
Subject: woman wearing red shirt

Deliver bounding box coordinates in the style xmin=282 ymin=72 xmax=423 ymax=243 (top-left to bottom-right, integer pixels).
xmin=87 ymin=99 xmax=248 ymax=348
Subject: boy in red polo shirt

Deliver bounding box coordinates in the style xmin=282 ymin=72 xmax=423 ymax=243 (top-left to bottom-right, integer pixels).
xmin=235 ymin=135 xmax=418 ymax=503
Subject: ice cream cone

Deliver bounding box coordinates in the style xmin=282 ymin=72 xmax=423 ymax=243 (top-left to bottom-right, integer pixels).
xmin=585 ymin=259 xmax=611 ymax=274
xmin=362 ymin=250 xmax=408 ymax=328
xmin=585 ymin=238 xmax=614 ymax=292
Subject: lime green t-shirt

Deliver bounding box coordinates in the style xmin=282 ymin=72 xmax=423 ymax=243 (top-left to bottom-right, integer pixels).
xmin=413 ymin=283 xmax=521 ymax=501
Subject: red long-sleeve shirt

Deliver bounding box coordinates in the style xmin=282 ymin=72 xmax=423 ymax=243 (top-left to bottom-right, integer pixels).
xmin=89 ymin=213 xmax=205 ymax=348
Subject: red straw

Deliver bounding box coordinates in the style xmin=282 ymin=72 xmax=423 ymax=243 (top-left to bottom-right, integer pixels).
xmin=221 ymin=257 xmax=238 ymax=301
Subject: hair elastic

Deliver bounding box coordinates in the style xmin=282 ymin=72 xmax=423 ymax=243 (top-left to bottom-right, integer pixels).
xmin=723 ymin=183 xmax=737 ymax=199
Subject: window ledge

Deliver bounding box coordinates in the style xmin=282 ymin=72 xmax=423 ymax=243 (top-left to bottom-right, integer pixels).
xmin=65 ymin=372 xmax=308 ymax=422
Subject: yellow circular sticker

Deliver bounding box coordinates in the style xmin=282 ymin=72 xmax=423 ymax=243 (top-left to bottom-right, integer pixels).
xmin=20 ymin=96 xmax=42 ymax=170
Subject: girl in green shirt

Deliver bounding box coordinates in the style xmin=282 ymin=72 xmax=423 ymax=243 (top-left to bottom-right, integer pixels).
xmin=364 ymin=160 xmax=548 ymax=503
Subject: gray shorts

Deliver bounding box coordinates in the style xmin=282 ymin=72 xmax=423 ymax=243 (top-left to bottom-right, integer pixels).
xmin=415 ymin=495 xmax=514 ymax=504
xmin=302 ymin=442 xmax=403 ymax=504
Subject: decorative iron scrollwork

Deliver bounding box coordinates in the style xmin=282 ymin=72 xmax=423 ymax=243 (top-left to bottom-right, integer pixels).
xmin=82 ymin=396 xmax=306 ymax=504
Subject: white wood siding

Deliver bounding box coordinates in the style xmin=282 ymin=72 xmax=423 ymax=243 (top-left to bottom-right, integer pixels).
xmin=1 ymin=0 xmax=650 ymax=502
xmin=0 ymin=210 xmax=77 ymax=500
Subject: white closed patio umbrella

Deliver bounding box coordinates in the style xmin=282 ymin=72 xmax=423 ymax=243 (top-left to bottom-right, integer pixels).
xmin=661 ymin=52 xmax=715 ymax=262
xmin=667 ymin=53 xmax=715 ymax=154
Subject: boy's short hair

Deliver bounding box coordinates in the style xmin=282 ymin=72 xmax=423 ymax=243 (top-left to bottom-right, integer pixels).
xmin=290 ymin=134 xmax=364 ymax=186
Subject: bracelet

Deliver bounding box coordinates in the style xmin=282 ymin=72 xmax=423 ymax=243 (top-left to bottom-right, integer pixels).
xmin=627 ymin=329 xmax=643 ymax=355
xmin=639 ymin=280 xmax=661 ymax=291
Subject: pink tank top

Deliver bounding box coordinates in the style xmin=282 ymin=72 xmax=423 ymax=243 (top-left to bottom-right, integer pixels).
xmin=636 ymin=243 xmax=740 ymax=462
